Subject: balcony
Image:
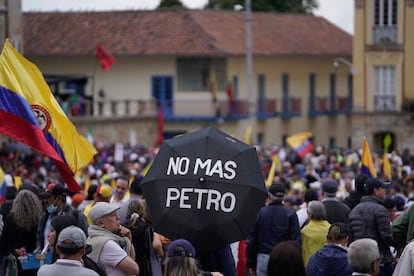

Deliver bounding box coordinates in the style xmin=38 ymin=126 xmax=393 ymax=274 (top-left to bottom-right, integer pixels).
xmin=281 ymin=97 xmax=302 ymax=118
xmin=309 ymin=96 xmax=352 ymax=116
xmin=373 ymin=25 xmax=397 ymax=44
xmin=64 ymin=97 xmax=289 ymax=121
xmin=374 ymin=95 xmax=396 ymax=111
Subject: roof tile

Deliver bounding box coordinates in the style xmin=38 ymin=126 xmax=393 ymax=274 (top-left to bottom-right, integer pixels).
xmin=23 ymin=9 xmax=352 ymax=56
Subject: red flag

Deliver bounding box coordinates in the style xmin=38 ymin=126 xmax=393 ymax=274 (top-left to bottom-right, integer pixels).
xmin=157 ymin=107 xmax=164 ymax=146
xmin=96 ymin=43 xmax=115 ymax=71
xmin=226 ymin=81 xmax=236 ymax=113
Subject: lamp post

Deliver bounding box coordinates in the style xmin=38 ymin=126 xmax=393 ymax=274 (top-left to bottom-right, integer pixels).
xmin=333 ymin=57 xmax=355 ymax=75
xmin=245 ymin=0 xmax=256 ymax=144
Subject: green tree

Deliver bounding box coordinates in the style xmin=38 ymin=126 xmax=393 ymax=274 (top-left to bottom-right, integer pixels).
xmin=205 ymin=0 xmax=318 ymax=14
xmin=157 ymin=0 xmax=184 ymax=9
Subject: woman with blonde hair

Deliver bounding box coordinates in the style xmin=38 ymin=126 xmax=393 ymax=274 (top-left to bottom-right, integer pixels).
xmin=0 ymin=189 xmax=43 ymax=276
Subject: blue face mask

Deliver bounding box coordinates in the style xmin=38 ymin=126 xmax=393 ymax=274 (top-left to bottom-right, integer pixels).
xmin=47 ymin=204 xmax=57 ymax=214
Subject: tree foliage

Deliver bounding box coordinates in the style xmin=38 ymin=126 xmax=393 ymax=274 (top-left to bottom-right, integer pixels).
xmin=205 ymin=0 xmax=318 ymax=14
xmin=157 ymin=0 xmax=184 ymax=9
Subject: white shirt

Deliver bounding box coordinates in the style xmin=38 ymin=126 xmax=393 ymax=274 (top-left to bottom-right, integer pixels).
xmin=100 ymin=240 xmax=129 ymax=276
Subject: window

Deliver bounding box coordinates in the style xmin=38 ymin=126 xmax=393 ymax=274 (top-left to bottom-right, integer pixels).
xmin=374 ymin=0 xmax=397 ymax=26
xmin=373 ymin=0 xmax=397 ymax=43
xmin=374 ymin=66 xmax=395 ymax=111
xmin=177 ymin=58 xmax=226 ymax=91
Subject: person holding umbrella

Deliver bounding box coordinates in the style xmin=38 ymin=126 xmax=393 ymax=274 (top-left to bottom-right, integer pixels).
xmin=246 ymin=183 xmax=301 ymax=276
xmin=164 ymin=238 xmax=223 ymax=276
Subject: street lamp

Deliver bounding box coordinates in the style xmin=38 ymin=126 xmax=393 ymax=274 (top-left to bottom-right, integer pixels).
xmin=333 ymin=57 xmax=355 ymax=75
xmin=245 ymin=0 xmax=256 ymax=144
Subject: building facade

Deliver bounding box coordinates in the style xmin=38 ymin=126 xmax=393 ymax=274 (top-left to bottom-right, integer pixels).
xmin=2 ymin=4 xmax=355 ymax=148
xmin=352 ymin=0 xmax=414 ymax=153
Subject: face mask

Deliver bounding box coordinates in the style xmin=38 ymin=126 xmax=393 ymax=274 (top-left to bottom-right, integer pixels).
xmin=47 ymin=204 xmax=57 ymax=214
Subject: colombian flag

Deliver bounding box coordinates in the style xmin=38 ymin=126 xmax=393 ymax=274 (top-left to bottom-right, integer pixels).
xmin=0 ymin=166 xmax=6 ymax=197
xmin=287 ymin=132 xmax=314 ymax=157
xmin=0 ymin=39 xmax=97 ymax=192
xmin=361 ymin=137 xmax=377 ymax=177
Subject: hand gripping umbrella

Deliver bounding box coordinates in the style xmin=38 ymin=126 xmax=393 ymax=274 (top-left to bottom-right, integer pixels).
xmin=141 ymin=126 xmax=267 ymax=254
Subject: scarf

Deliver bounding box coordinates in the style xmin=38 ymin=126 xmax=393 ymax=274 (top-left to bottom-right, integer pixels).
xmin=87 ymin=224 xmax=132 ymax=263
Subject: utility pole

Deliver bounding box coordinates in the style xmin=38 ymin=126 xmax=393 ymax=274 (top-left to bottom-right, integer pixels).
xmin=245 ymin=0 xmax=256 ymax=144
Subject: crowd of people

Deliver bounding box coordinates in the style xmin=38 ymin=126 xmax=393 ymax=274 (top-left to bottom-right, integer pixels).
xmin=1 ymin=138 xmax=414 ymax=275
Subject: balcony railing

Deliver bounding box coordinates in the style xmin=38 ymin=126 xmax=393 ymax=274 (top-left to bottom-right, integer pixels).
xmin=281 ymin=97 xmax=302 ymax=118
xmin=59 ymin=96 xmax=358 ymax=120
xmin=374 ymin=95 xmax=396 ymax=111
xmin=309 ymin=96 xmax=352 ymax=116
xmin=373 ymin=25 xmax=397 ymax=44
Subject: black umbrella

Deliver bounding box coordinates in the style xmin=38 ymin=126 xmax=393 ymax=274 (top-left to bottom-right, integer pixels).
xmin=141 ymin=127 xmax=267 ymax=254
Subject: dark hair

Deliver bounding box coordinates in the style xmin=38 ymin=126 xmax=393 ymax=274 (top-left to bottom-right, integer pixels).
xmin=51 ymin=215 xmax=78 ymax=240
xmin=57 ymin=245 xmax=84 ymax=256
xmin=304 ymin=189 xmax=318 ymax=203
xmin=87 ymin=185 xmax=98 ymax=200
xmin=50 ymin=215 xmax=78 ymax=262
xmin=267 ymin=241 xmax=305 ymax=276
xmin=327 ymin=223 xmax=349 ymax=242
xmin=5 ymin=186 xmax=17 ymax=200
xmin=129 ymin=175 xmax=143 ymax=196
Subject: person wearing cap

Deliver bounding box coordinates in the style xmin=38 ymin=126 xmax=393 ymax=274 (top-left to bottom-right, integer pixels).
xmin=86 ymin=202 xmax=139 ymax=276
xmin=348 ymin=178 xmax=394 ymax=276
xmin=347 ymin=238 xmax=381 ymax=276
xmin=306 ymin=222 xmax=352 ymax=276
xmin=38 ymin=226 xmax=99 ymax=276
xmin=83 ymin=184 xmax=113 ymax=225
xmin=164 ymin=238 xmax=223 ymax=276
xmin=36 ymin=183 xmax=89 ymax=251
xmin=71 ymin=193 xmax=85 ymax=210
xmin=321 ymin=179 xmax=350 ymax=224
xmin=246 ymin=183 xmax=301 ymax=276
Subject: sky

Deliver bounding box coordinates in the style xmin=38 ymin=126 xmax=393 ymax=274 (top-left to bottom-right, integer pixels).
xmin=22 ymin=0 xmax=354 ymax=34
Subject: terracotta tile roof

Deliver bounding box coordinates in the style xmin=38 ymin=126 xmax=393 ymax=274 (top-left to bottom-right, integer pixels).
xmin=23 ymin=9 xmax=352 ymax=57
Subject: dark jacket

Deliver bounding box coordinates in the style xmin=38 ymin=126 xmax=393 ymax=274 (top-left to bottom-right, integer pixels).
xmin=348 ymin=195 xmax=393 ymax=263
xmin=36 ymin=204 xmax=88 ymax=249
xmin=246 ymin=200 xmax=301 ymax=268
xmin=343 ymin=191 xmax=364 ymax=210
xmin=0 ymin=212 xmax=39 ymax=276
xmin=322 ymin=198 xmax=350 ymax=224
xmin=198 ymin=244 xmax=237 ymax=276
xmin=306 ymin=244 xmax=352 ymax=276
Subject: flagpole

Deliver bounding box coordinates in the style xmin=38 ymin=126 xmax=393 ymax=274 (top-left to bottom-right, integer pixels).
xmin=245 ymin=0 xmax=256 ymax=144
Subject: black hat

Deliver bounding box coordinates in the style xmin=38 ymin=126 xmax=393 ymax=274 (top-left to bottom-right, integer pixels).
xmin=268 ymin=184 xmax=285 ymax=198
xmin=364 ymin=178 xmax=386 ymax=194
xmin=322 ymin=179 xmax=338 ymax=195
xmin=39 ymin=183 xmax=67 ymax=198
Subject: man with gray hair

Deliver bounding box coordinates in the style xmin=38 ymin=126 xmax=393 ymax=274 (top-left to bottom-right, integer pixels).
xmin=348 ymin=238 xmax=381 ymax=276
xmin=87 ymin=202 xmax=138 ymax=276
xmin=301 ymin=201 xmax=331 ymax=265
xmin=247 ymin=184 xmax=301 ymax=276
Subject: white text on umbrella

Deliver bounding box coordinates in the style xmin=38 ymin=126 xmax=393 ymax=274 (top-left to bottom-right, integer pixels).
xmin=167 ymin=157 xmax=237 ymax=180
xmin=166 ymin=188 xmax=236 ymax=213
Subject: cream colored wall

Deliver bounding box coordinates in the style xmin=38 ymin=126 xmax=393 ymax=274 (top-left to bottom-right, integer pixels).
xmin=226 ymin=55 xmax=352 ymax=146
xmin=405 ymin=3 xmax=414 ymax=100
xmin=31 ymin=56 xmax=176 ymax=100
